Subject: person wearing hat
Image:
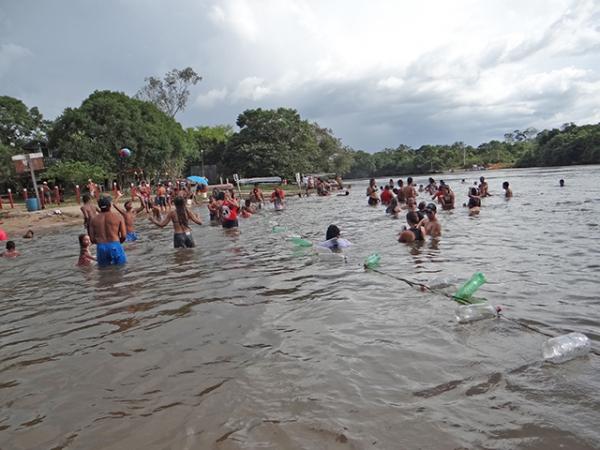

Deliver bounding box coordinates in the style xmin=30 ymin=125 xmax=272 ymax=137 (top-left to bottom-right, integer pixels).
xmin=422 ymin=203 xmax=442 ymax=237
xmin=89 ymin=196 xmax=127 ymax=267
xmin=42 ymin=181 xmax=51 ymax=205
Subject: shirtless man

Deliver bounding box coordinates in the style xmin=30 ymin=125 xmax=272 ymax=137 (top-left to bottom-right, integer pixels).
xmin=81 ymin=194 xmax=100 ymax=232
xmin=87 ymin=179 xmax=98 ymax=201
xmin=156 ymin=183 xmax=168 ymax=212
xmin=398 ymin=211 xmax=426 ymax=243
xmin=421 ymin=203 xmax=442 ymax=237
xmin=89 ymin=197 xmax=127 ymax=267
xmin=249 ymin=183 xmax=265 ymax=208
xmin=402 ymin=177 xmax=417 ymax=202
xmin=502 ymin=181 xmax=513 ymax=198
xmin=112 ymin=191 xmax=145 ymax=241
xmin=401 ymin=197 xmax=418 ymax=211
xmin=137 ymin=181 xmax=151 ymax=213
xmin=478 ymin=176 xmax=491 ymax=197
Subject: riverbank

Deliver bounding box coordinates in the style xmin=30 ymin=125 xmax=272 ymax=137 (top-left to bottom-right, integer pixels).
xmin=0 ymin=203 xmax=83 ymax=238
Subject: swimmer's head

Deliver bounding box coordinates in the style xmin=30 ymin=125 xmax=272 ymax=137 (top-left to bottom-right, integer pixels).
xmin=407 ymin=177 xmax=413 ymax=185
xmin=23 ymin=230 xmax=34 ymax=239
xmin=174 ymin=196 xmax=185 ymax=209
xmin=502 ymin=181 xmax=509 ymax=189
xmin=425 ymin=203 xmax=437 ymax=215
xmin=78 ymin=234 xmax=90 ymax=247
xmin=406 ymin=211 xmax=419 ymax=226
xmin=326 ymin=225 xmax=341 ymax=240
xmin=559 ymin=179 xmax=565 ymax=186
xmin=6 ymin=240 xmax=16 ymax=251
xmin=470 ymin=187 xmax=478 ymax=196
xmin=418 ymin=201 xmax=427 ymax=210
xmin=124 ymin=200 xmax=133 ymax=210
xmin=98 ymin=196 xmax=112 ymax=212
xmin=82 ymin=194 xmax=91 ymax=203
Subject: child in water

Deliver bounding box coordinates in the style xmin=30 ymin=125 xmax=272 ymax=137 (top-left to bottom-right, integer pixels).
xmin=77 ymin=234 xmax=96 ymax=266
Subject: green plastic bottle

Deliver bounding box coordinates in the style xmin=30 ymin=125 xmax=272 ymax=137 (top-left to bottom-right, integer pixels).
xmin=272 ymin=226 xmax=287 ymax=233
xmin=364 ymin=253 xmax=381 ymax=268
xmin=291 ymin=237 xmax=312 ymax=247
xmin=454 ymin=273 xmax=486 ymax=301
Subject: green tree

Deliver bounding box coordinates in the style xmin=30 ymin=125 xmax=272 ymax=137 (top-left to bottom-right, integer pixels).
xmin=0 ymin=96 xmax=49 ymax=147
xmin=186 ymin=125 xmax=233 ymax=174
xmin=223 ymin=108 xmax=319 ymax=178
xmin=134 ymin=67 xmax=202 ymax=118
xmin=310 ymin=124 xmax=355 ymax=175
xmin=49 ymin=90 xmax=192 ymax=182
xmin=43 ymin=161 xmax=112 ymax=190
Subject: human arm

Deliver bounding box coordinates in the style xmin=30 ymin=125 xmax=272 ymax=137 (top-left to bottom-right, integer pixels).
xmin=187 ymin=210 xmax=203 ymax=226
xmin=112 ymin=193 xmax=126 ymax=215
xmin=118 ymin=216 xmax=127 ymax=243
xmin=84 ymin=249 xmax=97 ymax=261
xmin=148 ymin=212 xmax=172 ymax=228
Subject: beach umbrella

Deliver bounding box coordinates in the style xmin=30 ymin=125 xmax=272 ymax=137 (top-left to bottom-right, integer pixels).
xmin=187 ymin=176 xmax=208 ymax=185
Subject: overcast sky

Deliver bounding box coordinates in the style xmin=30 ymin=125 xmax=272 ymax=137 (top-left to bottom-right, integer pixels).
xmin=1 ymin=0 xmax=599 ymax=152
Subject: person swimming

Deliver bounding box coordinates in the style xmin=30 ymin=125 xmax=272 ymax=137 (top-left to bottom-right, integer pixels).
xmin=318 ymin=225 xmax=353 ymax=249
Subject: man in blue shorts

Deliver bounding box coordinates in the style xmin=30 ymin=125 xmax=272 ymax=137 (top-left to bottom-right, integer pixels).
xmin=89 ymin=196 xmax=127 ymax=267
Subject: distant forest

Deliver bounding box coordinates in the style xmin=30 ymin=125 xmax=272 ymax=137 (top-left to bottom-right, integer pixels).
xmin=345 ymin=122 xmax=600 ymax=178
xmin=2 ymin=88 xmax=600 ymax=189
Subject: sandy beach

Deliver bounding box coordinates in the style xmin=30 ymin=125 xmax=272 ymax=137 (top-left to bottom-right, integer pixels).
xmin=0 ymin=203 xmax=83 ymax=239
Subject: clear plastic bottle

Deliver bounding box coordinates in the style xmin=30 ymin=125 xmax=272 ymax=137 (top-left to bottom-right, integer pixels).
xmin=364 ymin=253 xmax=381 ymax=268
xmin=272 ymin=226 xmax=287 ymax=233
xmin=429 ymin=273 xmax=458 ymax=289
xmin=542 ymin=332 xmax=591 ymax=364
xmin=455 ymin=303 xmax=501 ymax=323
xmin=455 ymin=272 xmax=487 ymax=301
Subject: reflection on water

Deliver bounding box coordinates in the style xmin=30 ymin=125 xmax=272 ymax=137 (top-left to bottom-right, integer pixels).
xmin=1 ymin=165 xmax=600 ymax=449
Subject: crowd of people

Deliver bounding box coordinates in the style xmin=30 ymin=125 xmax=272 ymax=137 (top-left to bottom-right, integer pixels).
xmin=365 ymin=175 xmax=514 ymax=243
xmin=2 ymin=174 xmax=567 ymax=264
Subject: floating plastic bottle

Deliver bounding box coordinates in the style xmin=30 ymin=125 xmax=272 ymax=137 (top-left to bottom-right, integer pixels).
xmin=455 ymin=303 xmax=501 ymax=323
xmin=454 ymin=272 xmax=487 ymax=303
xmin=542 ymin=332 xmax=591 ymax=364
xmin=291 ymin=236 xmax=312 ymax=247
xmin=364 ymin=253 xmax=381 ymax=268
xmin=429 ymin=273 xmax=458 ymax=289
xmin=272 ymin=226 xmax=287 ymax=233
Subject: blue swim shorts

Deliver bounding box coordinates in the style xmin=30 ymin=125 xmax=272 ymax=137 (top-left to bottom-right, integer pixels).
xmin=126 ymin=232 xmax=139 ymax=241
xmin=96 ymin=242 xmax=127 ymax=267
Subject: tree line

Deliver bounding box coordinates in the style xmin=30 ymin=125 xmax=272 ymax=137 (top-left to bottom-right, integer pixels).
xmin=1 ymin=68 xmax=599 ymax=191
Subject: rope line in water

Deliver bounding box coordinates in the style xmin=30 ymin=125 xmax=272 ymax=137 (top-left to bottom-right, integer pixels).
xmin=368 ymin=267 xmax=600 ymax=357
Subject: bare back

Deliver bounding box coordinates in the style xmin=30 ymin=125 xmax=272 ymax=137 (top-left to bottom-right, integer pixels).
xmin=81 ymin=203 xmax=100 ymax=228
xmin=89 ymin=211 xmax=126 ymax=244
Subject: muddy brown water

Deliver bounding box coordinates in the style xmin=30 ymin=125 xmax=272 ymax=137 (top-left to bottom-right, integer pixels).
xmin=1 ymin=166 xmax=600 ymax=449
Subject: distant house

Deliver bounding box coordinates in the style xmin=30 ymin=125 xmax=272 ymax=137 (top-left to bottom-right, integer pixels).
xmin=22 ymin=139 xmax=58 ymax=163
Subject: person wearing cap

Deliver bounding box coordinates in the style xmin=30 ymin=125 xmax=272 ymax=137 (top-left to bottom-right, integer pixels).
xmin=89 ymin=196 xmax=127 ymax=267
xmin=421 ymin=203 xmax=442 ymax=237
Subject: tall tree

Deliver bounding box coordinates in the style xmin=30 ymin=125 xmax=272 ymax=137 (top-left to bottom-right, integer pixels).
xmin=223 ymin=108 xmax=319 ymax=178
xmin=48 ymin=90 xmax=192 ymax=181
xmin=0 ymin=96 xmax=49 ymax=147
xmin=134 ymin=68 xmax=202 ymax=117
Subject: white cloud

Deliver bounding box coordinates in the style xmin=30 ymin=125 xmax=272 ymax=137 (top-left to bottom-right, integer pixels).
xmin=195 ymin=88 xmax=228 ymax=107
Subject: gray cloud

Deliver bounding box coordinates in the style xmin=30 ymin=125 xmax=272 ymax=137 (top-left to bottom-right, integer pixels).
xmin=1 ymin=0 xmax=600 ymax=153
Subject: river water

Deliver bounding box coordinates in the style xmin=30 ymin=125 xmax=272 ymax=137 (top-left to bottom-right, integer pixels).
xmin=1 ymin=165 xmax=599 ymax=449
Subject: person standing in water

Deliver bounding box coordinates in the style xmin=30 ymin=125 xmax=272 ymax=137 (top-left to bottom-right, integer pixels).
xmin=366 ymin=178 xmax=379 ymax=205
xmin=421 ymin=203 xmax=442 ymax=237
xmin=148 ymin=196 xmax=203 ymax=248
xmin=398 ymin=211 xmax=426 ymax=243
xmin=77 ymin=234 xmax=96 ymax=266
xmin=502 ymin=181 xmax=513 ymax=198
xmin=1 ymin=241 xmax=21 ymax=258
xmin=89 ymin=197 xmax=127 ymax=267
xmin=270 ymin=185 xmax=285 ymax=211
xmin=81 ymin=194 xmax=100 ymax=233
xmin=112 ymin=191 xmax=145 ymax=241
xmin=221 ymin=190 xmax=240 ymax=228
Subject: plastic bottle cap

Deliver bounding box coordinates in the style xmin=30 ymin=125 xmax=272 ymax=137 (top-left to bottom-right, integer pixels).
xmin=496 ymin=306 xmax=502 ymax=313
